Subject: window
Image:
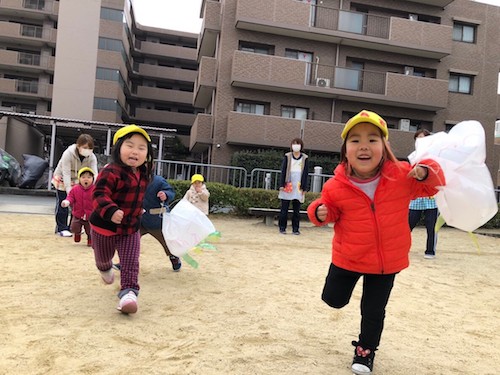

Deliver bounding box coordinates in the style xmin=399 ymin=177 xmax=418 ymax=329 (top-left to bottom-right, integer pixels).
xmin=239 ymin=41 xmax=274 ymax=55
xmin=93 ymin=97 xmax=118 ymax=111
xmin=100 ymin=7 xmax=124 ymax=22
xmin=98 ymin=37 xmax=124 ymax=53
xmin=235 ymin=100 xmax=268 ymax=115
xmin=453 ymin=22 xmax=476 ymax=43
xmin=281 ymin=106 xmax=308 ymax=120
xmin=96 ymin=67 xmax=125 ymax=89
xmin=449 ymin=74 xmax=472 ymax=94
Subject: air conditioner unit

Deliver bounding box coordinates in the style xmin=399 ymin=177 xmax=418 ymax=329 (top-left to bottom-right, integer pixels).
xmin=398 ymin=118 xmax=411 ymax=131
xmin=316 ymin=78 xmax=330 ymax=87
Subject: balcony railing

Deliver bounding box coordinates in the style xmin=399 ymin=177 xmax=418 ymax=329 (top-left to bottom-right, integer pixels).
xmin=231 ymin=51 xmax=448 ymax=110
xmin=235 ymin=0 xmax=451 ymax=59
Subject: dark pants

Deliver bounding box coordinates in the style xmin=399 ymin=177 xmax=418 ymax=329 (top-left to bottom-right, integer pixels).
xmin=54 ymin=189 xmax=69 ymax=232
xmin=322 ymin=263 xmax=396 ymax=351
xmin=140 ymin=225 xmax=173 ymax=257
xmin=409 ymin=208 xmax=438 ymax=255
xmin=278 ymin=199 xmax=301 ymax=232
xmin=70 ymin=218 xmax=90 ymax=238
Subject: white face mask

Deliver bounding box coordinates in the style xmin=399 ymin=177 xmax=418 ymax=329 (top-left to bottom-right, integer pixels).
xmin=79 ymin=148 xmax=93 ymax=157
xmin=292 ymin=144 xmax=301 ymax=152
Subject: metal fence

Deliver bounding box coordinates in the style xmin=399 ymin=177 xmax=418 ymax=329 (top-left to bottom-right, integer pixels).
xmin=156 ymin=159 xmax=333 ymax=191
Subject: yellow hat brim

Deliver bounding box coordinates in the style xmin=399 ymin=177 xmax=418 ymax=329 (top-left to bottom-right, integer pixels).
xmin=341 ymin=110 xmax=389 ymax=140
xmin=113 ymin=125 xmax=151 ymax=145
xmin=78 ymin=167 xmax=95 ymax=179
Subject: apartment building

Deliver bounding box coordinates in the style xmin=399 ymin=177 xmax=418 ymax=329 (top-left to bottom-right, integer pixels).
xmin=191 ymin=0 xmax=500 ymax=184
xmin=0 ymin=0 xmax=199 ymax=163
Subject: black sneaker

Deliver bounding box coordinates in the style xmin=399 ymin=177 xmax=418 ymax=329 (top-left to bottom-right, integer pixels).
xmin=169 ymin=255 xmax=182 ymax=271
xmin=351 ymin=341 xmax=375 ymax=374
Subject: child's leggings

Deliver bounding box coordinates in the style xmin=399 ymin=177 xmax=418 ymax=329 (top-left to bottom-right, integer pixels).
xmin=321 ymin=263 xmax=396 ymax=351
xmin=91 ymin=229 xmax=140 ymax=298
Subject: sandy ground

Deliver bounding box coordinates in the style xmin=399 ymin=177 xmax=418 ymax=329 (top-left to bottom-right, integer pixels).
xmin=0 ymin=212 xmax=499 ymax=375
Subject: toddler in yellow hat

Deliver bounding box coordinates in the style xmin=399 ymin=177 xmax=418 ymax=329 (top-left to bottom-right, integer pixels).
xmin=183 ymin=173 xmax=210 ymax=215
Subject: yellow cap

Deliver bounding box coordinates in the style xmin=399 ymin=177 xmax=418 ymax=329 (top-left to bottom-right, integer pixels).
xmin=191 ymin=174 xmax=204 ymax=183
xmin=113 ymin=124 xmax=151 ymax=145
xmin=78 ymin=167 xmax=95 ymax=179
xmin=341 ymin=110 xmax=389 ymax=140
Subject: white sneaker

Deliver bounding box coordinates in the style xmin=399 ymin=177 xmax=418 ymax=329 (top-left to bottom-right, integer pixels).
xmin=100 ymin=268 xmax=114 ymax=284
xmin=58 ymin=230 xmax=72 ymax=237
xmin=117 ymin=291 xmax=138 ymax=314
xmin=424 ymin=254 xmax=436 ymax=259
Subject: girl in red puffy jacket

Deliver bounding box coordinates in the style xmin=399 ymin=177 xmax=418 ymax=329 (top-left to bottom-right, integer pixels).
xmin=307 ymin=110 xmax=446 ymax=375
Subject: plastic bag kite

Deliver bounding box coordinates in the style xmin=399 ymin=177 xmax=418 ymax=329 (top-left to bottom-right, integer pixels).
xmin=162 ymin=198 xmax=219 ymax=268
xmin=408 ymin=120 xmax=498 ymax=232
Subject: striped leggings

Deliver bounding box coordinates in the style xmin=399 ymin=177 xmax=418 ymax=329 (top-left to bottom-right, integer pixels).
xmin=91 ymin=229 xmax=140 ymax=298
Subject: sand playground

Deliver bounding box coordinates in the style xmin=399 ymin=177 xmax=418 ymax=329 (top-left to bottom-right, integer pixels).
xmin=0 ymin=212 xmax=499 ymax=375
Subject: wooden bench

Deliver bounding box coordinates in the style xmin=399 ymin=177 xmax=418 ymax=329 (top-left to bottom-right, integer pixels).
xmin=248 ymin=207 xmax=309 ymax=226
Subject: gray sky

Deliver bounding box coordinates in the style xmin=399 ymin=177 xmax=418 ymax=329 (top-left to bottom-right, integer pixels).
xmin=132 ymin=0 xmax=203 ymax=33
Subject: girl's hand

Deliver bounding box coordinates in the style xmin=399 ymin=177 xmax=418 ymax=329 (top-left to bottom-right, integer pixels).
xmin=316 ymin=204 xmax=328 ymax=221
xmin=61 ymin=199 xmax=70 ymax=208
xmin=111 ymin=209 xmax=124 ymax=224
xmin=157 ymin=191 xmax=166 ymax=201
xmin=408 ymin=165 xmax=428 ymax=181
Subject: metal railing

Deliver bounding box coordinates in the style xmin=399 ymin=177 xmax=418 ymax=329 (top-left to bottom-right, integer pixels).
xmin=154 ymin=160 xmax=334 ymax=190
xmin=155 ymin=159 xmax=248 ymax=187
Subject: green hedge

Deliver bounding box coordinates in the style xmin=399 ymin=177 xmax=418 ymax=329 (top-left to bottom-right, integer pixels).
xmin=167 ymin=179 xmax=500 ymax=229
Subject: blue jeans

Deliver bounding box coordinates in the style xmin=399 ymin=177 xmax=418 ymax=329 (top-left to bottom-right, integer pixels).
xmin=409 ymin=208 xmax=438 ymax=255
xmin=55 ymin=189 xmax=69 ymax=232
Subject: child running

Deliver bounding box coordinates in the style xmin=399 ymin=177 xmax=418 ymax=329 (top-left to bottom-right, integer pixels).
xmin=307 ymin=110 xmax=446 ymax=374
xmin=61 ymin=167 xmax=95 ymax=246
xmin=89 ymin=124 xmax=153 ymax=314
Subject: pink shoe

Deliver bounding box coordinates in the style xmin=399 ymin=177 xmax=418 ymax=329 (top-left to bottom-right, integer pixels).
xmin=117 ymin=291 xmax=138 ymax=314
xmin=100 ymin=269 xmax=114 ymax=284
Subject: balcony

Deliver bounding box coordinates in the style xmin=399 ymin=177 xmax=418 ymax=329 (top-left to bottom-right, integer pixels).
xmin=235 ymin=0 xmax=452 ymax=59
xmin=0 ymin=21 xmax=57 ymax=47
xmin=135 ymin=86 xmax=194 ymax=105
xmin=189 ymin=113 xmax=213 ymax=152
xmin=231 ymin=51 xmax=448 ymax=111
xmin=227 ymin=111 xmax=417 ymax=158
xmin=0 ymin=78 xmax=52 ymax=99
xmin=134 ymin=40 xmax=197 ymax=61
xmin=136 ymin=64 xmax=197 ymax=83
xmin=133 ymin=108 xmax=196 ymax=127
xmin=193 ymin=56 xmax=217 ymax=108
xmin=0 ymin=0 xmax=58 ymax=20
xmin=198 ymin=0 xmax=221 ymax=62
xmin=0 ymin=50 xmax=55 ymax=72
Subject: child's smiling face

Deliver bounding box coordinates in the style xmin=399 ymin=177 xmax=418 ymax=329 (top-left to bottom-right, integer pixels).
xmin=79 ymin=172 xmax=94 ymax=188
xmin=345 ymin=122 xmax=384 ymax=179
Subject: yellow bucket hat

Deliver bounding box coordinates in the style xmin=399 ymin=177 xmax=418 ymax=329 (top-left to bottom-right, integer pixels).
xmin=113 ymin=124 xmax=151 ymax=145
xmin=191 ymin=174 xmax=204 ymax=183
xmin=78 ymin=167 xmax=95 ymax=179
xmin=341 ymin=110 xmax=389 ymax=140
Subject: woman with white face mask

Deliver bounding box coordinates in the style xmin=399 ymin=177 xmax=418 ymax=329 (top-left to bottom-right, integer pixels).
xmin=52 ymin=134 xmax=98 ymax=237
xmin=278 ymin=138 xmax=309 ymax=235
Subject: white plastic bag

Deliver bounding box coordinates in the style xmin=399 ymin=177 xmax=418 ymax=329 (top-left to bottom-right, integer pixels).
xmin=162 ymin=198 xmax=216 ymax=257
xmin=408 ymin=120 xmax=498 ymax=232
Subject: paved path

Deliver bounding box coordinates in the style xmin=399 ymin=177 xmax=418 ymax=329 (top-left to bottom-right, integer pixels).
xmin=0 ymin=194 xmax=54 ymax=215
